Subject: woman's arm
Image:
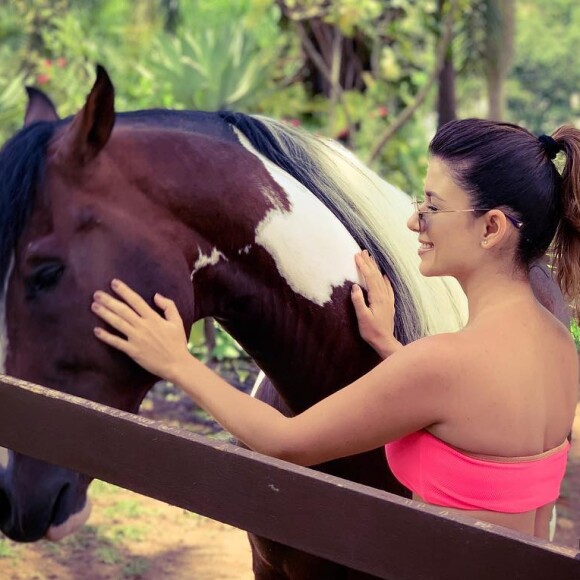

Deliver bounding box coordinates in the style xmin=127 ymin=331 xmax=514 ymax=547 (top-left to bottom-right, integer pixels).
xmin=91 ymin=278 xmax=453 ymax=466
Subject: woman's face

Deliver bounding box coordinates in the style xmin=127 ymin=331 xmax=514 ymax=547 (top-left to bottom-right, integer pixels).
xmin=407 ymin=157 xmax=481 ymax=279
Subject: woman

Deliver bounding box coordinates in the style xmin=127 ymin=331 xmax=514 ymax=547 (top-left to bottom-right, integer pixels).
xmin=91 ymin=119 xmax=579 ymax=539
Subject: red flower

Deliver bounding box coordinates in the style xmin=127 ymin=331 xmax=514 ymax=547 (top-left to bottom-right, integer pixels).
xmin=37 ymin=74 xmax=50 ymax=85
xmin=56 ymin=57 xmax=67 ymax=68
xmin=377 ymin=106 xmax=389 ymax=118
xmin=44 ymin=59 xmax=53 ymax=67
xmin=289 ymin=118 xmax=301 ymax=127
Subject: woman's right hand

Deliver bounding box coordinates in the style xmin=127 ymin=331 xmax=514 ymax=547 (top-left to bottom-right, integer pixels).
xmin=351 ymin=250 xmax=402 ymax=359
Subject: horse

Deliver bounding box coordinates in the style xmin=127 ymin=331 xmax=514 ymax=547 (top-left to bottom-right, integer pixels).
xmin=0 ymin=66 xmax=567 ymax=578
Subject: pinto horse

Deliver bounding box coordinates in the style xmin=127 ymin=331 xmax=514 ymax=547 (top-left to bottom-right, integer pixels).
xmin=0 ymin=67 xmax=567 ymax=578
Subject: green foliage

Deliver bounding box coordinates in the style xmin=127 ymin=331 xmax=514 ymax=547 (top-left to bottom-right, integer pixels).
xmin=141 ymin=26 xmax=275 ymax=111
xmin=570 ymin=319 xmax=580 ymax=349
xmin=3 ymin=1 xmax=579 ymax=224
xmin=134 ymin=0 xmax=285 ymax=111
xmin=507 ymin=0 xmax=580 ymax=131
xmin=285 ymin=0 xmax=384 ymax=36
xmin=188 ymin=320 xmax=257 ymax=389
xmin=0 ymin=0 xmax=284 ymax=141
xmin=189 ymin=320 xmax=245 ymax=362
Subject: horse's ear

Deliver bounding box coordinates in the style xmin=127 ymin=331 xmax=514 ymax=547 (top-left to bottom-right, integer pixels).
xmin=56 ymin=65 xmax=115 ymax=165
xmin=24 ymin=87 xmax=60 ymax=126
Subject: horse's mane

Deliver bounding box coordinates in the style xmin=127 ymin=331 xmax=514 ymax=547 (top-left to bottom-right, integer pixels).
xmin=219 ymin=112 xmax=467 ymax=339
xmin=0 ymin=121 xmax=56 ymax=294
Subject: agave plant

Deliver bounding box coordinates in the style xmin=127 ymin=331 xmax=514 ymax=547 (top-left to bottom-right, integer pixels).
xmin=142 ymin=23 xmax=278 ymax=112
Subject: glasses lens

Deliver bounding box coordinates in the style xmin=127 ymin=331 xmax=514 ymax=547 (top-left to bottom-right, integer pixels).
xmin=411 ymin=198 xmax=424 ymax=226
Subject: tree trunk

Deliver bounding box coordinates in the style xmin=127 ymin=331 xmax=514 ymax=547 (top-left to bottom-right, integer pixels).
xmin=436 ymin=0 xmax=456 ymax=127
xmin=204 ymin=318 xmax=217 ymax=368
xmin=162 ymin=0 xmax=180 ymax=34
xmin=437 ymin=51 xmax=457 ymax=127
xmin=487 ymin=69 xmax=504 ymax=121
xmin=485 ymin=0 xmax=515 ymax=120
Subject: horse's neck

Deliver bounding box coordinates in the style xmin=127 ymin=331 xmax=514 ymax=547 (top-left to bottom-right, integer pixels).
xmin=200 ymin=268 xmax=379 ymax=413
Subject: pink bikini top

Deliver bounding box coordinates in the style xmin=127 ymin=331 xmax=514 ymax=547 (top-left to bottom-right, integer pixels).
xmin=385 ymin=430 xmax=570 ymax=513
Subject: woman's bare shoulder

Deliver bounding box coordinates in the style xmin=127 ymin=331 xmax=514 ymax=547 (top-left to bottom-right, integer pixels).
xmin=393 ymin=332 xmax=472 ymax=378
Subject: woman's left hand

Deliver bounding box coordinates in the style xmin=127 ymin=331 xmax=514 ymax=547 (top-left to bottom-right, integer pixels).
xmin=91 ymin=279 xmax=191 ymax=381
xmin=351 ymin=250 xmax=402 ymax=358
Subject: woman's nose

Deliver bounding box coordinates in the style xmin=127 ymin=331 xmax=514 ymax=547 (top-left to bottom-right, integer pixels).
xmin=407 ymin=211 xmax=421 ymax=233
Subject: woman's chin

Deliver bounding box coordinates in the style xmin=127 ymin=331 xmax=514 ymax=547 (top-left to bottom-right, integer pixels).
xmin=418 ymin=258 xmax=435 ymax=277
xmin=418 ymin=258 xmax=446 ymax=278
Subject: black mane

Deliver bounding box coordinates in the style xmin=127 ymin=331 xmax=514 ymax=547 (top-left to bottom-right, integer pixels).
xmin=0 ymin=121 xmax=56 ymax=292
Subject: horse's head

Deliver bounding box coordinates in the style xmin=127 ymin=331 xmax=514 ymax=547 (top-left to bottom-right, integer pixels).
xmin=0 ymin=67 xmax=196 ymax=541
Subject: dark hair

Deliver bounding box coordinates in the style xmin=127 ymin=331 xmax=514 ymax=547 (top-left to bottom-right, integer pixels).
xmin=429 ymin=119 xmax=580 ymax=314
xmin=0 ymin=121 xmax=55 ymax=293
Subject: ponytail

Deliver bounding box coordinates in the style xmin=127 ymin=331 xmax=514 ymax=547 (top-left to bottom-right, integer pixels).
xmin=550 ymin=126 xmax=580 ymax=319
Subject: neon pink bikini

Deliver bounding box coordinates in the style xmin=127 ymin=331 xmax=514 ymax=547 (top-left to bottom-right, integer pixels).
xmin=385 ymin=430 xmax=570 ymax=513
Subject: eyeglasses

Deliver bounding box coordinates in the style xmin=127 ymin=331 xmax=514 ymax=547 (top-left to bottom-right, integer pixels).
xmin=411 ymin=197 xmax=524 ymax=230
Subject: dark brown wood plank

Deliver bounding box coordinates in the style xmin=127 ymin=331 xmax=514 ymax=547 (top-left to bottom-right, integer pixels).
xmin=0 ymin=375 xmax=578 ymax=579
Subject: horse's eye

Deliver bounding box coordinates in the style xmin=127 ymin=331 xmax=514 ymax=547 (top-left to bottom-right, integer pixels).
xmin=25 ymin=262 xmax=65 ymax=299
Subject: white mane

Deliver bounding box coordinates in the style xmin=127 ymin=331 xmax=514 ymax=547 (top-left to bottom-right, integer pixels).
xmin=253 ymin=116 xmax=467 ymax=336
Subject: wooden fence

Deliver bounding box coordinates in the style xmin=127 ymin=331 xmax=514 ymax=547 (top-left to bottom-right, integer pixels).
xmin=0 ymin=375 xmax=578 ymax=579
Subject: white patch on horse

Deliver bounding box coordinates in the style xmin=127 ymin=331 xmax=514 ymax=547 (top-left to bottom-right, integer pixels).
xmin=0 ymin=256 xmax=14 ymax=375
xmin=190 ymin=247 xmax=228 ymax=280
xmin=238 ymin=245 xmax=252 ymax=255
xmin=234 ymin=131 xmax=361 ymax=306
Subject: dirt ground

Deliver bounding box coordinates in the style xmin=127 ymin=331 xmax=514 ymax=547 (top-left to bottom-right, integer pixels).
xmin=0 ymin=386 xmax=579 ymax=579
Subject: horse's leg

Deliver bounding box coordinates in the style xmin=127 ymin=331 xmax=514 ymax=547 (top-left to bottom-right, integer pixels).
xmin=249 ymin=528 xmax=381 ymax=580
xmin=245 ymin=378 xmax=383 ymax=580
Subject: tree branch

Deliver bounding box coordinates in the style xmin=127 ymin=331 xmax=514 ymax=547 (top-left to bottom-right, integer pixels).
xmin=367 ymin=0 xmax=457 ymax=165
xmin=294 ymin=20 xmax=355 ymax=136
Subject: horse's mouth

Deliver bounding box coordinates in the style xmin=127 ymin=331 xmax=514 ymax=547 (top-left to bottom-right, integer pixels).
xmin=45 ymin=490 xmax=92 ymax=542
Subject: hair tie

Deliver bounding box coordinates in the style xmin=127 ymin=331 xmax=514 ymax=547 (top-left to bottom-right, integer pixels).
xmin=538 ymin=134 xmax=561 ymax=160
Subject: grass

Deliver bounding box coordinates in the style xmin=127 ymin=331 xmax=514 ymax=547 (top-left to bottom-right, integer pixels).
xmin=0 ymin=540 xmax=17 ymax=559
xmin=103 ymin=498 xmax=146 ymax=519
xmin=96 ymin=544 xmax=124 ymax=565
xmin=122 ymin=557 xmax=150 ymax=578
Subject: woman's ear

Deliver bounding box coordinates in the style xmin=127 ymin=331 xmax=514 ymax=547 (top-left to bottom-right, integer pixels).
xmin=481 ymin=211 xmax=509 ymax=248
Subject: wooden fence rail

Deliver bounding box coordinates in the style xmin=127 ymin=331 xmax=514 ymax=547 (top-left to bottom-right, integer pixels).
xmin=0 ymin=375 xmax=578 ymax=579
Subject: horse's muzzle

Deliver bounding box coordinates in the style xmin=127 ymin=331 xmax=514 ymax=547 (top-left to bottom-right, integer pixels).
xmin=0 ymin=452 xmax=90 ymax=542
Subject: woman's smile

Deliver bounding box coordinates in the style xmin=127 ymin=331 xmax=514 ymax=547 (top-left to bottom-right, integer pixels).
xmin=418 ymin=240 xmax=434 ymax=255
